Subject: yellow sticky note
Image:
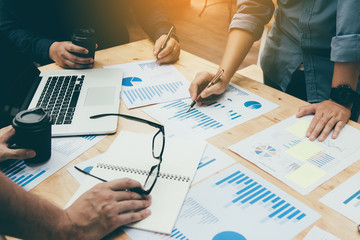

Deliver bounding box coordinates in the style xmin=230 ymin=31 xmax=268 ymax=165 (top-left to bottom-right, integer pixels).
xmin=286 ymin=120 xmax=310 ymax=138
xmin=286 ymin=163 xmax=326 ymax=189
xmin=286 ymin=141 xmax=323 ymax=161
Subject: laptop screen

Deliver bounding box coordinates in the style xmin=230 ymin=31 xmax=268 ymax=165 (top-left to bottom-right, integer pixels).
xmin=0 ymin=31 xmax=41 ymax=127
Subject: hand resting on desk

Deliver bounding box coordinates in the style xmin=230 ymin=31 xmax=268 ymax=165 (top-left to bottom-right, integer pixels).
xmin=0 ymin=173 xmax=151 ymax=239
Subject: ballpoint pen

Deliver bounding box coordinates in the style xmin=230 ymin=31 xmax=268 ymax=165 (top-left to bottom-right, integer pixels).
xmin=74 ymin=166 xmax=147 ymax=195
xmin=186 ymin=69 xmax=224 ymax=113
xmin=156 ymin=26 xmax=174 ymax=60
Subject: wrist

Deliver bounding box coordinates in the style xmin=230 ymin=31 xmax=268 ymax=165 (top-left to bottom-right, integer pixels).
xmin=56 ymin=210 xmax=82 ymax=240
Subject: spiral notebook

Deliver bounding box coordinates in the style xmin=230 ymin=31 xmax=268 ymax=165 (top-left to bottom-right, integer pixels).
xmin=66 ymin=131 xmax=206 ymax=234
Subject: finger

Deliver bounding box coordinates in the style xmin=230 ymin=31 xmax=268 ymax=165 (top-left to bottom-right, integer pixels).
xmin=317 ymin=117 xmax=337 ymax=142
xmin=306 ymin=112 xmax=322 ymax=138
xmin=296 ymin=104 xmax=316 ymax=118
xmin=308 ymin=114 xmax=331 ymax=141
xmin=114 ymin=189 xmax=151 ymax=202
xmin=331 ymin=120 xmax=346 ymax=139
xmin=63 ymin=59 xmax=93 ymax=69
xmin=107 ymin=178 xmax=143 ymax=191
xmin=64 ymin=51 xmax=93 ymax=65
xmin=156 ymin=39 xmax=179 ymax=62
xmin=65 ymin=42 xmax=89 ymax=55
xmin=116 ymin=209 xmax=151 ymax=226
xmin=153 ymin=35 xmax=165 ymax=57
xmin=117 ymin=198 xmax=152 ymax=214
xmin=189 ymin=81 xmax=199 ymax=101
xmin=189 ymin=72 xmax=213 ymax=101
xmin=200 ymin=81 xmax=227 ymax=99
xmin=156 ymin=48 xmax=179 ymax=64
xmin=2 ymin=148 xmax=36 ymax=161
xmin=0 ymin=126 xmax=15 ymax=142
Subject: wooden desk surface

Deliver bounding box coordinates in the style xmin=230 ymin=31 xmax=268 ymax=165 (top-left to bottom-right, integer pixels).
xmin=32 ymin=39 xmax=360 ymax=240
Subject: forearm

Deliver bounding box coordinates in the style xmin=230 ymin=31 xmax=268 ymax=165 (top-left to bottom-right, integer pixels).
xmin=219 ymin=29 xmax=256 ymax=82
xmin=332 ymin=61 xmax=360 ymax=89
xmin=0 ymin=173 xmax=71 ymax=239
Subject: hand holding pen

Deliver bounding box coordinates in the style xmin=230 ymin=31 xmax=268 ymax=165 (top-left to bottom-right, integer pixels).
xmin=187 ymin=69 xmax=225 ymax=112
xmin=153 ymin=26 xmax=180 ymax=64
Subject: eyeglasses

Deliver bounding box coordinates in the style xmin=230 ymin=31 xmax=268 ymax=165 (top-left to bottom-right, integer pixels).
xmin=75 ymin=113 xmax=165 ymax=195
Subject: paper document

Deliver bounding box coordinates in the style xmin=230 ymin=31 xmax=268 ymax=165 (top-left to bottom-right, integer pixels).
xmin=67 ymin=154 xmax=103 ymax=184
xmin=66 ymin=131 xmax=206 ymax=234
xmin=68 ymin=144 xmax=235 ymax=186
xmin=229 ymin=115 xmax=360 ymax=195
xmin=105 ymin=60 xmax=190 ymax=108
xmin=320 ymin=171 xmax=360 ymax=224
xmin=303 ymin=226 xmax=340 ymax=240
xmin=125 ymin=164 xmax=320 ymax=240
xmin=0 ymin=135 xmax=104 ymax=191
xmin=192 ymin=144 xmax=236 ymax=184
xmin=144 ymin=83 xmax=278 ymax=140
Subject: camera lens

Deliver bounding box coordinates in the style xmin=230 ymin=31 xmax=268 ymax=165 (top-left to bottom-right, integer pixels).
xmin=12 ymin=108 xmax=52 ymax=165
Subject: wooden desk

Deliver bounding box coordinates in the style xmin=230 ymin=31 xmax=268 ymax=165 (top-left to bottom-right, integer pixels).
xmin=24 ymin=39 xmax=360 ymax=239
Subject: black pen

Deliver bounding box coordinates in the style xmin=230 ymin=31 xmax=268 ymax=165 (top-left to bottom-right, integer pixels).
xmin=186 ymin=69 xmax=224 ymax=113
xmin=74 ymin=166 xmax=147 ymax=195
xmin=156 ymin=26 xmax=174 ymax=60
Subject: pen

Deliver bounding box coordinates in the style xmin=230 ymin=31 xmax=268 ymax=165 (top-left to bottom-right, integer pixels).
xmin=156 ymin=26 xmax=174 ymax=60
xmin=186 ymin=69 xmax=224 ymax=113
xmin=74 ymin=166 xmax=147 ymax=195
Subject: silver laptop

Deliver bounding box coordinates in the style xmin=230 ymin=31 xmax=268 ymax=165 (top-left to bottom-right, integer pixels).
xmin=27 ymin=68 xmax=123 ymax=136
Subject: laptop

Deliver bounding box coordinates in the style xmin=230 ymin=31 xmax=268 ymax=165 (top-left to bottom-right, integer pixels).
xmin=0 ymin=31 xmax=122 ymax=136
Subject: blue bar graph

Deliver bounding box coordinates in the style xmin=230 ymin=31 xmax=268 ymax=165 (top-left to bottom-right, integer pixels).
xmin=122 ymin=80 xmax=183 ymax=104
xmin=170 ymin=228 xmax=189 ymax=240
xmin=1 ymin=159 xmax=49 ymax=189
xmin=198 ymin=158 xmax=216 ymax=169
xmin=216 ymin=171 xmax=305 ymax=222
xmin=343 ymin=190 xmax=360 ymax=204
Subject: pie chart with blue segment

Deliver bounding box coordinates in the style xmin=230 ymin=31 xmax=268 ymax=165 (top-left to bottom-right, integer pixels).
xmin=255 ymin=145 xmax=276 ymax=157
xmin=213 ymin=231 xmax=247 ymax=240
xmin=122 ymin=77 xmax=142 ymax=87
xmin=244 ymin=101 xmax=262 ymax=109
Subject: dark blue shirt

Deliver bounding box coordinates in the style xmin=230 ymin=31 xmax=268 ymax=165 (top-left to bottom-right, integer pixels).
xmin=0 ymin=0 xmax=174 ymax=65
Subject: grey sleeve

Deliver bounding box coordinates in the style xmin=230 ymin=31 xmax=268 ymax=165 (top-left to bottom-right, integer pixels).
xmin=229 ymin=0 xmax=274 ymax=40
xmin=330 ymin=0 xmax=360 ymax=62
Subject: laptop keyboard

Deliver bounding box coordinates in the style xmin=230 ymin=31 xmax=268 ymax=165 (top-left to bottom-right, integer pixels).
xmin=36 ymin=75 xmax=84 ymax=125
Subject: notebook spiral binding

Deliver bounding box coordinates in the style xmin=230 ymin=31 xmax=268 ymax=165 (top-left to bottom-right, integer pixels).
xmin=97 ymin=163 xmax=191 ymax=182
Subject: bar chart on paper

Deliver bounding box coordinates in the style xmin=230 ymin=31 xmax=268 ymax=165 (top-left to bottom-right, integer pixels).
xmin=144 ymin=83 xmax=278 ymax=139
xmin=105 ymin=60 xmax=190 ymax=108
xmin=229 ymin=115 xmax=360 ymax=195
xmin=125 ymin=164 xmax=320 ymax=240
xmin=0 ymin=135 xmax=104 ymax=191
xmin=192 ymin=144 xmax=236 ymax=184
xmin=321 ymin=172 xmax=360 ymax=224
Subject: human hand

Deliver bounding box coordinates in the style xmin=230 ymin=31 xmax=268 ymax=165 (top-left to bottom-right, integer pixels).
xmin=296 ymin=100 xmax=351 ymax=142
xmin=189 ymin=71 xmax=229 ymax=105
xmin=64 ymin=178 xmax=151 ymax=240
xmin=49 ymin=41 xmax=94 ymax=69
xmin=153 ymin=36 xmax=180 ymax=64
xmin=0 ymin=126 xmax=36 ymax=162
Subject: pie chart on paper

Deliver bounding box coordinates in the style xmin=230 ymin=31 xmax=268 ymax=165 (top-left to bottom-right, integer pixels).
xmin=122 ymin=77 xmax=142 ymax=87
xmin=255 ymin=145 xmax=277 ymax=157
xmin=244 ymin=101 xmax=262 ymax=109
